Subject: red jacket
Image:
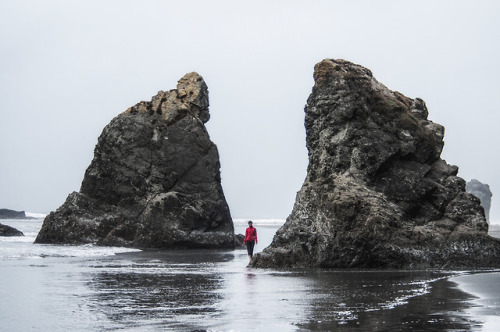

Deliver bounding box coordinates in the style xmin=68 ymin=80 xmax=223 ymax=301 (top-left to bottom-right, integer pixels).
xmin=244 ymin=226 xmax=257 ymax=243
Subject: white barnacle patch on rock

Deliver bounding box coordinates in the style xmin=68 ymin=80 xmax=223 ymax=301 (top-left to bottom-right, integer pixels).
xmin=151 ymin=128 xmax=159 ymax=142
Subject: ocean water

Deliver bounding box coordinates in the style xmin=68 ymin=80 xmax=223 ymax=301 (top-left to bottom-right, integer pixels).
xmin=1 ymin=218 xmax=500 ymax=331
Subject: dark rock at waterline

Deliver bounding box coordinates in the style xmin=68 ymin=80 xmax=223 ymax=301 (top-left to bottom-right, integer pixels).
xmin=235 ymin=234 xmax=245 ymax=247
xmin=0 ymin=223 xmax=24 ymax=236
xmin=466 ymin=179 xmax=492 ymax=223
xmin=0 ymin=209 xmax=29 ymax=219
xmin=252 ymin=59 xmax=500 ymax=269
xmin=35 ymin=73 xmax=236 ymax=249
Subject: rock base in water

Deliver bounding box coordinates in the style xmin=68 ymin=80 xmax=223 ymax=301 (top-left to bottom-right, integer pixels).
xmin=0 ymin=223 xmax=24 ymax=236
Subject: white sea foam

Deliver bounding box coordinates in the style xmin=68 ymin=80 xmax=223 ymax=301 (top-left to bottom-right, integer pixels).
xmin=25 ymin=211 xmax=47 ymax=219
xmin=378 ymin=279 xmax=431 ymax=310
xmin=1 ymin=243 xmax=140 ymax=260
xmin=0 ymin=218 xmax=140 ymax=261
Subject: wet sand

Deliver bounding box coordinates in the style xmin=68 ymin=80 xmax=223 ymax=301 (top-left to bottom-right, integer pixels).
xmin=299 ymin=275 xmax=482 ymax=331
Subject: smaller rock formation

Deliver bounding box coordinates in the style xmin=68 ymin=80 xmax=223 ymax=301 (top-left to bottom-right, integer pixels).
xmin=466 ymin=179 xmax=492 ymax=223
xmin=0 ymin=223 xmax=24 ymax=236
xmin=35 ymin=73 xmax=236 ymax=249
xmin=252 ymin=59 xmax=500 ymax=269
xmin=0 ymin=209 xmax=29 ymax=219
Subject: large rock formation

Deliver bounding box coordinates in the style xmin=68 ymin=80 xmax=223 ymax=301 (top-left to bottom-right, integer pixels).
xmin=35 ymin=73 xmax=236 ymax=249
xmin=0 ymin=223 xmax=24 ymax=236
xmin=466 ymin=179 xmax=492 ymax=223
xmin=253 ymin=59 xmax=500 ymax=269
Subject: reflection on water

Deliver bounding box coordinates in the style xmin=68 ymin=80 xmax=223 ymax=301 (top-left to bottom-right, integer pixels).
xmin=80 ymin=249 xmax=478 ymax=331
xmin=86 ymin=251 xmax=229 ymax=330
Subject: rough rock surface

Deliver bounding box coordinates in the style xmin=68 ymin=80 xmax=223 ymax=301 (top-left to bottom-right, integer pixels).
xmin=252 ymin=59 xmax=500 ymax=269
xmin=0 ymin=223 xmax=24 ymax=236
xmin=35 ymin=73 xmax=236 ymax=249
xmin=0 ymin=209 xmax=28 ymax=219
xmin=466 ymin=179 xmax=492 ymax=223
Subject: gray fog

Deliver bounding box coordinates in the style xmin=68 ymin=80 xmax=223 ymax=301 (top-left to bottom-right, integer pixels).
xmin=1 ymin=1 xmax=499 ymax=223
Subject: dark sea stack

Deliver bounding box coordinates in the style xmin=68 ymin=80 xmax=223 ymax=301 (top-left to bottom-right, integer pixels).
xmin=252 ymin=59 xmax=500 ymax=269
xmin=35 ymin=73 xmax=235 ymax=249
xmin=466 ymin=179 xmax=492 ymax=223
xmin=0 ymin=209 xmax=28 ymax=219
xmin=0 ymin=223 xmax=24 ymax=236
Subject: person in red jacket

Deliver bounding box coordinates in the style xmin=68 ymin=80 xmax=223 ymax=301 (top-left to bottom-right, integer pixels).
xmin=244 ymin=220 xmax=258 ymax=261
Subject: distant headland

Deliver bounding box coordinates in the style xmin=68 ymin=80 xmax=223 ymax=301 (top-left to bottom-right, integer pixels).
xmin=0 ymin=208 xmax=33 ymax=220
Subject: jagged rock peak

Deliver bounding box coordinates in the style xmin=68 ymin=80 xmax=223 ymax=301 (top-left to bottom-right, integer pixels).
xmin=252 ymin=59 xmax=500 ymax=269
xmin=35 ymin=72 xmax=235 ymax=249
xmin=125 ymin=72 xmax=210 ymax=124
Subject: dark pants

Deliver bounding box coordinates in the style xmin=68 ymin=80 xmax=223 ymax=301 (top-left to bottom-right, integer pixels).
xmin=246 ymin=241 xmax=255 ymax=256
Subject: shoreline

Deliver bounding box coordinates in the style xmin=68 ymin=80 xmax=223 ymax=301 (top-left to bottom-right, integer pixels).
xmin=2 ymin=219 xmax=500 ymax=330
xmin=449 ymin=271 xmax=500 ymax=331
xmin=3 ymin=218 xmax=500 ymax=330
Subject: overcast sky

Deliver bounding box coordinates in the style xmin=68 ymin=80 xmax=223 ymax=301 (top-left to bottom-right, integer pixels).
xmin=1 ymin=0 xmax=499 ymax=223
